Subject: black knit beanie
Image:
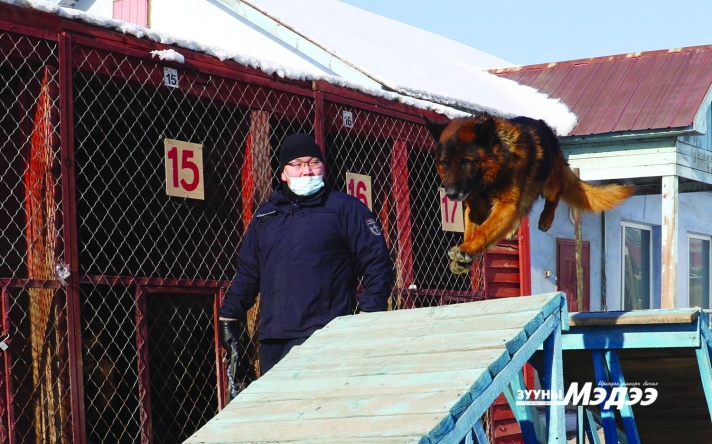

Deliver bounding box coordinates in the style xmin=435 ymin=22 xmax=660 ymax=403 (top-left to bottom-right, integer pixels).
xmin=278 ymin=134 xmax=323 ymax=169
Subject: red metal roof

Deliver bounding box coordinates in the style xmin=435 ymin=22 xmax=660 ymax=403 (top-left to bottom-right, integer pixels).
xmin=492 ymin=45 xmax=712 ymax=136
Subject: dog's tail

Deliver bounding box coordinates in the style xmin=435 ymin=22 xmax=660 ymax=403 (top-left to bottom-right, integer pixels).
xmin=560 ymin=167 xmax=635 ymax=212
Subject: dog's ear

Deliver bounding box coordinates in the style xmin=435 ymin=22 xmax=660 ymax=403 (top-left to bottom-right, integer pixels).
xmin=423 ymin=116 xmax=450 ymax=141
xmin=475 ymin=117 xmax=497 ymax=146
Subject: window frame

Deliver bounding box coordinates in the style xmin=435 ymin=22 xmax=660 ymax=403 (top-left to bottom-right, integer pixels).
xmin=621 ymin=221 xmax=654 ymax=310
xmin=688 ymin=233 xmax=712 ymax=309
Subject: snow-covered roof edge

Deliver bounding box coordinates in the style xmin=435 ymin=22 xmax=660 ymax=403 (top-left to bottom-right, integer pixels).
xmin=239 ymin=0 xmax=576 ymax=135
xmin=3 ymin=0 xmax=476 ymax=120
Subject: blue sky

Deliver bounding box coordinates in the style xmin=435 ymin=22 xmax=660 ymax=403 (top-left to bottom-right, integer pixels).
xmin=339 ymin=0 xmax=712 ymax=65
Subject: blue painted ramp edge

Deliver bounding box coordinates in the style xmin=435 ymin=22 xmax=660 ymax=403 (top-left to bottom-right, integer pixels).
xmin=421 ymin=292 xmax=566 ymax=444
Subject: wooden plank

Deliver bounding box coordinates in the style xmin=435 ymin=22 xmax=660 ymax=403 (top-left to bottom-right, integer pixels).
xmin=568 ymin=309 xmax=699 ymax=327
xmin=605 ymin=350 xmax=641 ymax=444
xmin=313 ymin=309 xmax=546 ymax=340
xmin=279 ymin=335 xmax=509 ymax=363
xmin=473 ymin=422 xmax=488 ymax=444
xmin=187 ymin=293 xmax=565 ymax=443
xmin=567 ymin=151 xmax=677 ymax=169
xmin=185 ymin=412 xmax=438 ymax=443
xmin=677 ymin=163 xmax=712 ymax=185
xmin=296 ymin=327 xmax=528 ymax=358
xmin=210 ymin=391 xmax=475 ymax=423
xmin=572 ymin=163 xmax=677 ymax=181
xmin=488 ymin=286 xmax=524 ymax=298
xmin=436 ymin=312 xmax=562 ymax=444
xmin=661 ymin=175 xmax=678 ymax=309
xmin=487 ymin=256 xmax=520 ymax=268
xmin=562 ymin=142 xmax=676 ymax=159
xmin=696 ymin=320 xmax=712 ymax=421
xmin=584 ymin=408 xmax=602 ymax=444
xmin=324 ymin=292 xmax=562 ymax=330
xmin=487 ymin=269 xmax=521 ymax=284
xmin=591 ymin=351 xmax=617 ymax=444
xmin=236 ymin=369 xmax=490 ymax=401
xmin=675 ymin=142 xmax=712 ymax=185
xmin=503 ymin=371 xmax=543 ymax=444
xmin=265 ymin=348 xmax=510 ymax=380
xmin=559 ymin=323 xmax=700 ymax=350
xmin=542 ymin=319 xmax=565 ymax=443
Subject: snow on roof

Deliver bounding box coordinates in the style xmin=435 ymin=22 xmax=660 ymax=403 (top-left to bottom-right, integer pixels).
xmin=4 ymin=0 xmax=577 ymax=134
xmin=243 ymin=0 xmax=577 ymax=134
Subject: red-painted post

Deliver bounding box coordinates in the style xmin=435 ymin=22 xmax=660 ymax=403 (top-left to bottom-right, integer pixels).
xmin=59 ymin=32 xmax=87 ymax=444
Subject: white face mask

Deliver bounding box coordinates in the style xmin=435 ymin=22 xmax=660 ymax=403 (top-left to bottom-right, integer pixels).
xmin=287 ymin=175 xmax=324 ymax=196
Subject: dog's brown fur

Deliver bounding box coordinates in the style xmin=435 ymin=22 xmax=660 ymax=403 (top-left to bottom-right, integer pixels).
xmin=425 ymin=114 xmax=635 ymax=274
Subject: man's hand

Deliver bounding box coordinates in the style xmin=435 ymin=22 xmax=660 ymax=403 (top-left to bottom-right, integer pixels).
xmin=219 ymin=318 xmax=241 ymax=350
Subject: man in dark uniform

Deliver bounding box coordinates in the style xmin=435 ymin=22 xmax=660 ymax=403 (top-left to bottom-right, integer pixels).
xmin=219 ymin=133 xmax=394 ymax=375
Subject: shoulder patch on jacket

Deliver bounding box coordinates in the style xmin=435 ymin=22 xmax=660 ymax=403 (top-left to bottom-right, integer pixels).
xmin=365 ymin=218 xmax=381 ymax=235
xmin=255 ymin=210 xmax=277 ymax=218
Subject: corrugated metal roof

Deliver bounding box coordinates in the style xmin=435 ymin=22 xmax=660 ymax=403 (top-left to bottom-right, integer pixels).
xmin=492 ymin=45 xmax=712 ymax=136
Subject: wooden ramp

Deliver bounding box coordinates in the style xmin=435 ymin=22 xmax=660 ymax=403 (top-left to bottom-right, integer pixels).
xmin=184 ymin=292 xmax=568 ymax=444
xmin=546 ymin=309 xmax=712 ymax=444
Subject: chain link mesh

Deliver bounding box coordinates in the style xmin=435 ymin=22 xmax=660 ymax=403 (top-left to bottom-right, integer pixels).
xmin=0 ymin=22 xmax=509 ymax=444
xmin=71 ymin=43 xmax=315 ymax=443
xmin=0 ymin=28 xmax=74 ymax=444
xmin=324 ymin=102 xmax=485 ymax=309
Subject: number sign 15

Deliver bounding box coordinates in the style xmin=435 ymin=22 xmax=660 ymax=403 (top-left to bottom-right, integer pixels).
xmin=164 ymin=67 xmax=179 ymax=88
xmin=439 ymin=188 xmax=464 ymax=232
xmin=345 ymin=172 xmax=372 ymax=210
xmin=164 ymin=138 xmax=204 ymax=200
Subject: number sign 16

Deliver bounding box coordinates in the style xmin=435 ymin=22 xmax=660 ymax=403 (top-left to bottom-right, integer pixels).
xmin=345 ymin=172 xmax=372 ymax=210
xmin=164 ymin=138 xmax=204 ymax=200
xmin=439 ymin=188 xmax=464 ymax=232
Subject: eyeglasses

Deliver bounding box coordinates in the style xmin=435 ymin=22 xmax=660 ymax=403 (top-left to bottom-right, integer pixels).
xmin=285 ymin=159 xmax=323 ymax=170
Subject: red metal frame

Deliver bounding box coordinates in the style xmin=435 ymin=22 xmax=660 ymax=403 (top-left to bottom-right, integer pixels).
xmin=1 ymin=287 xmax=14 ymax=444
xmin=59 ymin=31 xmax=87 ymax=444
xmin=314 ymin=91 xmax=327 ymax=176
xmin=518 ymin=216 xmax=532 ymax=296
xmin=79 ymin=276 xmax=231 ymax=288
xmin=68 ymin=34 xmax=314 ymax=99
xmin=390 ymin=139 xmax=415 ymax=307
xmin=0 ymin=5 xmax=62 ymax=37
xmin=215 ymin=289 xmax=227 ymax=411
xmin=134 ymin=286 xmax=153 ymax=444
xmin=136 ymin=286 xmax=223 ymax=440
xmin=315 ymin=81 xmax=444 ymax=123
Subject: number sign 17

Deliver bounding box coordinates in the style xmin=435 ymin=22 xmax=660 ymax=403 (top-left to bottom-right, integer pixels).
xmin=439 ymin=188 xmax=464 ymax=232
xmin=345 ymin=172 xmax=372 ymax=210
xmin=164 ymin=138 xmax=204 ymax=200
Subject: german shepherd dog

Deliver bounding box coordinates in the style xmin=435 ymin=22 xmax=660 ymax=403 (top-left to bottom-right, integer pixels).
xmin=425 ymin=114 xmax=634 ymax=274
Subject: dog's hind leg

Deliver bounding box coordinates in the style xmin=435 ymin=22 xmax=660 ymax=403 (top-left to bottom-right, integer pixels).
xmin=538 ymin=196 xmax=560 ymax=232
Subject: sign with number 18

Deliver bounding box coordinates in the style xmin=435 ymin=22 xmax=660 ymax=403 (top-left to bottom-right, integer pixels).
xmin=164 ymin=138 xmax=204 ymax=200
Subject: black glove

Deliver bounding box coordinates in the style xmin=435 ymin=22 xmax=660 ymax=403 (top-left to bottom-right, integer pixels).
xmin=219 ymin=318 xmax=241 ymax=350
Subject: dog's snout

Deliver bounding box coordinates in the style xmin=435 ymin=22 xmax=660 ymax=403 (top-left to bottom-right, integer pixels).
xmin=445 ymin=189 xmax=468 ymax=201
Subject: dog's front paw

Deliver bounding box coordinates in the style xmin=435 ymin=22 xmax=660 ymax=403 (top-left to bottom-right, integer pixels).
xmin=448 ymin=246 xmax=474 ymax=264
xmin=450 ymin=259 xmax=472 ymax=275
xmin=447 ymin=246 xmax=476 ymax=275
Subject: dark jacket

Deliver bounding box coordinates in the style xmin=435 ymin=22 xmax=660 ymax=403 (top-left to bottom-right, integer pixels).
xmin=219 ymin=184 xmax=394 ymax=341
